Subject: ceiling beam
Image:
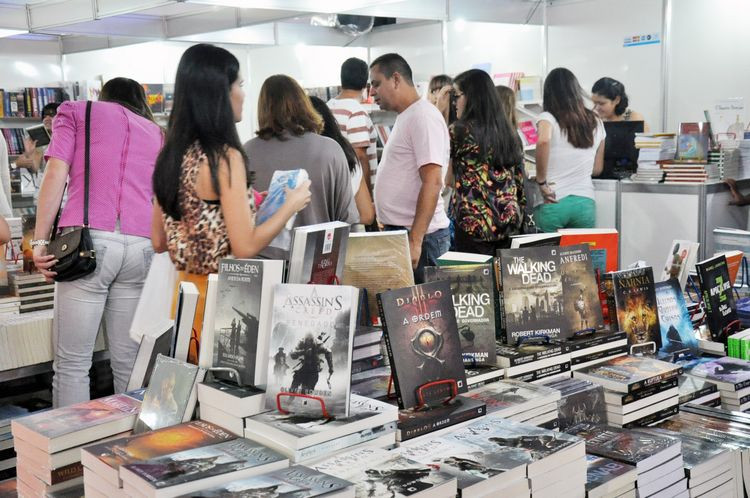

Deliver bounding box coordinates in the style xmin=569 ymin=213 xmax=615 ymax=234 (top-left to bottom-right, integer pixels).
xmin=0 ymin=4 xmax=28 ymax=30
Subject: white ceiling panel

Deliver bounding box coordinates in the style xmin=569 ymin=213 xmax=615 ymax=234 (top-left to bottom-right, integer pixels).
xmin=37 ymin=14 xmax=165 ymax=38
xmin=170 ymin=23 xmax=275 ymax=44
xmin=0 ymin=4 xmax=28 ymax=30
xmin=184 ymin=0 xmax=403 ymax=14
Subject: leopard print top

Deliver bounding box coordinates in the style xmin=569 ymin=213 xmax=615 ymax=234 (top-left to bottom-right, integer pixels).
xmin=163 ymin=142 xmax=255 ymax=274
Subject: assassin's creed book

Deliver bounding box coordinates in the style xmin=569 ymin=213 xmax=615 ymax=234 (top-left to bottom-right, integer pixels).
xmin=377 ymin=281 xmax=468 ymax=409
xmin=119 ymin=439 xmax=288 ymax=498
xmin=572 ymin=355 xmax=682 ymax=393
xmin=560 ymin=244 xmax=605 ymax=335
xmin=464 ymin=379 xmax=560 ymax=418
xmin=264 ymin=284 xmax=359 ymax=418
xmin=639 ymin=428 xmax=731 ymax=481
xmin=287 ymin=221 xmax=350 ymax=285
xmin=498 ymin=246 xmax=564 ymax=343
xmin=655 ymin=279 xmax=699 ymax=354
xmin=584 ymin=454 xmax=637 ymax=498
xmin=677 ymin=375 xmax=719 ymax=406
xmin=423 ymin=263 xmax=496 ymax=366
xmin=696 ymin=255 xmax=738 ymax=341
xmin=611 ymin=267 xmax=661 ymax=347
xmin=550 ymin=380 xmax=607 ymax=431
xmin=312 ymin=447 xmax=457 ymax=498
xmin=572 ymin=425 xmax=681 ymax=472
xmin=182 ymin=465 xmax=354 ymax=497
xmin=213 ymin=258 xmax=283 ymax=387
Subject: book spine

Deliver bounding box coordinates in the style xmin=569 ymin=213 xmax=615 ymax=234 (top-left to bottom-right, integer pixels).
xmin=398 ymin=403 xmax=485 ymax=441
xmin=50 ymin=462 xmax=84 ymax=485
xmin=376 ymin=294 xmax=402 ymax=409
xmin=571 ymin=345 xmax=628 ymax=366
xmin=350 ymin=355 xmax=385 ymax=375
xmin=294 ymin=422 xmax=397 ymax=462
xmin=603 ymin=274 xmax=618 ymax=331
xmin=509 ymin=362 xmax=571 ymax=383
xmin=628 ymin=368 xmax=682 ymax=393
xmin=619 ymin=377 xmax=678 ymax=405
xmin=621 ymin=404 xmax=679 ymax=429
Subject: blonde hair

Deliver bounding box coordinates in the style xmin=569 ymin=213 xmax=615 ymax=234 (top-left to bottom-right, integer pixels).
xmin=257 ymin=74 xmax=323 ymax=140
xmin=495 ymin=85 xmax=518 ymax=131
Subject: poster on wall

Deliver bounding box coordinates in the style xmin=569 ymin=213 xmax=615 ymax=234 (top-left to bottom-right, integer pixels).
xmin=623 ymin=33 xmax=661 ymax=47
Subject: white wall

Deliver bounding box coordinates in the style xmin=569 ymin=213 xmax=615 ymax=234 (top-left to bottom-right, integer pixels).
xmin=668 ymin=0 xmax=750 ymax=133
xmin=0 ymin=39 xmax=63 ymax=89
xmin=366 ymin=22 xmax=444 ymax=83
xmin=547 ymin=0 xmax=664 ymax=131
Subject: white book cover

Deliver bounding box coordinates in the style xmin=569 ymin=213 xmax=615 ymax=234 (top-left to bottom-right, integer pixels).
xmin=173 ymin=281 xmax=199 ymax=363
xmin=660 ymin=240 xmax=700 ymax=290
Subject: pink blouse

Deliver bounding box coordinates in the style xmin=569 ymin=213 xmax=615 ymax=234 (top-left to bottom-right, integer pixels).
xmin=45 ymin=100 xmax=163 ymax=238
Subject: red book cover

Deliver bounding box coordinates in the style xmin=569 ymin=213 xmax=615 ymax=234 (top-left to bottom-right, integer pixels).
xmin=519 ymin=121 xmax=538 ymax=145
xmin=559 ymin=229 xmax=619 ymax=274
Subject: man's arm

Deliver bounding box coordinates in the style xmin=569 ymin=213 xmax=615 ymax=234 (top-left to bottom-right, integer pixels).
xmin=409 ymin=164 xmax=443 ymax=269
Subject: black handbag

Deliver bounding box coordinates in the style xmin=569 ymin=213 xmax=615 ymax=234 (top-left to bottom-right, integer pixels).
xmin=47 ymin=101 xmax=97 ymax=282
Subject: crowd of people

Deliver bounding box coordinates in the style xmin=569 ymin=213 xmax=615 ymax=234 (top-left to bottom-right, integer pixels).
xmin=0 ymin=43 xmax=651 ymax=406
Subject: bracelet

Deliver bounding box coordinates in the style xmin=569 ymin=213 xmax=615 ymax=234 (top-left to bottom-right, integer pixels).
xmin=536 ymin=180 xmax=548 ymax=186
xmin=30 ymin=239 xmax=49 ymax=248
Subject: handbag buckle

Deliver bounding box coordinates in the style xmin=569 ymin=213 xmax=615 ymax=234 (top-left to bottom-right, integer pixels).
xmin=61 ymin=243 xmax=68 ymax=251
xmin=79 ymin=249 xmax=96 ymax=258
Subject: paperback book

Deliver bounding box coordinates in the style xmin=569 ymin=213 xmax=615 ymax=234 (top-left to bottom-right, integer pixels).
xmin=696 ymin=254 xmax=738 ymax=342
xmin=377 ymin=281 xmax=468 ymax=409
xmin=660 ymin=240 xmax=700 ymax=291
xmin=572 ymin=355 xmax=681 ymax=393
xmin=560 ymin=244 xmax=605 ymax=334
xmin=464 ymin=379 xmax=560 ymax=418
xmin=573 ymin=425 xmax=681 ymax=471
xmin=685 ymin=356 xmax=750 ymax=391
xmin=287 ymin=221 xmax=350 ymax=285
xmin=264 ymin=284 xmax=359 ymax=417
xmin=423 ymin=264 xmax=496 ymax=366
xmin=498 ymin=246 xmax=564 ymax=343
xmin=612 ymin=267 xmax=661 ymax=348
xmin=126 ymin=324 xmax=175 ymax=391
xmin=677 ymin=375 xmax=719 ymax=405
xmin=397 ymin=396 xmax=486 ymax=442
xmin=584 ymin=454 xmax=637 ymax=498
xmin=554 ymin=381 xmax=607 ymax=431
xmin=654 ymin=279 xmax=699 ymax=354
xmin=255 ymin=169 xmax=309 ymax=251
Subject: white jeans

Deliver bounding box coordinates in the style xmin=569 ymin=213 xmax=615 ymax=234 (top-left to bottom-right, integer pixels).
xmin=52 ymin=228 xmax=153 ymax=407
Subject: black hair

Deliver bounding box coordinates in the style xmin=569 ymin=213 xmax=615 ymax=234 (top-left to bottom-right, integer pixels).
xmin=369 ymin=53 xmax=413 ymax=85
xmin=543 ymin=67 xmax=598 ymax=149
xmin=592 ymin=77 xmax=629 ymax=116
xmin=41 ymin=103 xmax=60 ymax=121
xmin=429 ymin=74 xmax=453 ymax=93
xmin=340 ymin=57 xmax=369 ymax=91
xmin=153 ymin=43 xmax=250 ymax=221
xmin=452 ymin=69 xmax=522 ymax=169
xmin=100 ymin=77 xmax=155 ymax=122
xmin=309 ymin=96 xmax=357 ymax=173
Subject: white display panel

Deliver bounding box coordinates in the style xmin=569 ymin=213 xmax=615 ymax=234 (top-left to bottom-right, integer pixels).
xmin=0 ymin=39 xmax=64 ymax=89
xmin=366 ymin=22 xmax=444 ymax=83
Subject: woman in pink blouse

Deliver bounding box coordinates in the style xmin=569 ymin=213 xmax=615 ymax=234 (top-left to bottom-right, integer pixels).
xmin=32 ymin=78 xmax=163 ymax=407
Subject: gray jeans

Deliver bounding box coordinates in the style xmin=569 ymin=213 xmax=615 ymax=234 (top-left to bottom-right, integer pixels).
xmin=52 ymin=229 xmax=153 ymax=407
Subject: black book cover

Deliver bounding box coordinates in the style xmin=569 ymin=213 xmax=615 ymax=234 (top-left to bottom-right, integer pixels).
xmin=612 ymin=267 xmax=661 ymax=347
xmin=564 ymin=331 xmax=627 ymax=352
xmin=611 ymin=377 xmax=679 ymax=406
xmin=560 ymin=244 xmax=605 ymax=336
xmin=495 ymin=341 xmax=566 ymax=368
xmin=423 ymin=264 xmax=496 ymax=366
xmin=499 ymin=246 xmax=564 ymax=343
xmin=621 ymin=403 xmax=678 ymax=429
xmin=397 ymin=396 xmax=485 ymax=441
xmin=378 ymin=281 xmax=468 ymax=409
xmin=696 ymin=255 xmax=738 ymax=341
xmin=557 ymin=384 xmax=607 ymax=432
xmin=570 ymin=345 xmax=628 ymax=366
xmin=573 ymin=425 xmax=680 ymax=467
xmin=509 ymin=361 xmax=571 ymax=383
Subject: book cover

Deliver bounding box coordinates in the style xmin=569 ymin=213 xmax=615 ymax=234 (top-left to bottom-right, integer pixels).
xmin=185 ymin=465 xmax=353 ymax=497
xmin=696 ymin=255 xmax=738 ymax=341
xmin=213 ymin=259 xmax=264 ymax=386
xmin=556 ymin=383 xmax=607 ymax=431
xmin=423 ymin=264 xmax=496 ymax=366
xmin=573 ymin=355 xmax=681 ymax=393
xmin=264 ymin=284 xmax=358 ymax=417
xmin=464 ymin=379 xmax=559 ymax=417
xmin=11 ymin=393 xmax=140 ymax=439
xmin=573 ymin=425 xmax=680 ymax=467
xmin=640 ymin=429 xmax=727 ymax=479
xmin=585 ymin=455 xmax=636 ymax=495
xmin=677 ymin=122 xmax=710 ymax=160
xmin=499 ymin=246 xmax=564 ymax=343
xmin=342 ymin=231 xmax=414 ymax=326
xmin=84 ymin=420 xmax=235 ymax=471
xmin=558 ymin=229 xmax=619 ymax=275
xmin=612 ymin=267 xmax=661 ymax=347
xmin=126 ymin=324 xmax=175 ymax=391
xmin=313 ymin=447 xmax=456 ymax=498
xmin=519 ymin=120 xmax=538 ymax=146
xmin=560 ymin=244 xmax=605 ymax=336
xmin=655 ymin=279 xmax=698 ymax=355
xmin=605 ymin=377 xmax=678 ymax=406
xmin=123 ymin=439 xmax=286 ymax=489
xmin=377 ymin=281 xmax=467 ymax=409
xmin=686 ymin=356 xmax=750 ymax=390
xmin=495 ymin=341 xmax=566 ymax=368
xmin=677 ymin=375 xmax=717 ymax=404
xmin=397 ymin=396 xmax=486 ymax=441
xmin=141 ymin=84 xmax=164 ymax=114
xmin=255 ymin=169 xmax=309 ymax=251
xmin=288 ymin=222 xmax=350 ymax=285
xmin=660 ymin=240 xmax=700 ymax=290
xmin=133 ymin=355 xmax=199 ymax=434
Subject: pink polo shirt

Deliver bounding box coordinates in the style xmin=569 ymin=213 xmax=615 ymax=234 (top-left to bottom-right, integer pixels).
xmin=45 ymin=100 xmax=163 ymax=238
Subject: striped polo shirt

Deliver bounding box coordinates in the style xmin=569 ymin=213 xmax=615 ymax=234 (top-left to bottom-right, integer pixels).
xmin=326 ymin=97 xmax=377 ymax=188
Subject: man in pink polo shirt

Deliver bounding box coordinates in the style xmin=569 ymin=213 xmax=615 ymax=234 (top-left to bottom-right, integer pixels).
xmin=370 ymin=53 xmax=451 ymax=283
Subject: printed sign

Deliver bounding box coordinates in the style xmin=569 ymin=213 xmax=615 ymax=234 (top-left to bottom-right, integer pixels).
xmin=623 ymin=33 xmax=660 ymax=47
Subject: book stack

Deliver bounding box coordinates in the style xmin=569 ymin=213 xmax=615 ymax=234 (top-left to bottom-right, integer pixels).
xmin=396 ymin=396 xmax=487 ymax=443
xmin=565 ymin=331 xmax=628 ymax=372
xmin=642 ymin=427 xmax=736 ymax=498
xmin=350 ymin=363 xmax=391 ymax=400
xmin=728 ymin=328 xmax=750 ymax=359
xmin=8 ymin=272 xmax=54 ymax=313
xmin=0 ymin=405 xmax=28 ymax=481
xmin=678 ymin=375 xmax=720 ymax=407
xmin=401 ymin=417 xmax=585 ymax=497
xmin=686 ymin=356 xmax=750 ymax=412
xmin=543 ymin=378 xmax=607 ymax=431
xmin=81 ymin=421 xmax=242 ymax=497
xmin=465 ymin=379 xmax=561 ymax=430
xmin=584 ymin=454 xmax=637 ymax=498
xmin=351 ymin=325 xmax=384 ymax=370
xmin=708 ymin=148 xmax=741 ymax=180
xmin=496 ymin=342 xmax=572 ymax=384
xmin=574 ymin=425 xmax=686 ymax=498
xmin=660 ymin=160 xmax=719 ymax=184
xmin=10 ymin=392 xmax=142 ymax=497
xmin=0 ymin=296 xmax=20 ymax=316
xmin=573 ymin=356 xmax=682 ymax=428
xmin=739 ymin=138 xmax=750 ymax=178
xmin=197 ymin=380 xmax=264 ymax=436
xmin=244 ymin=395 xmax=398 ymax=464
xmin=633 ymin=133 xmax=676 ymax=183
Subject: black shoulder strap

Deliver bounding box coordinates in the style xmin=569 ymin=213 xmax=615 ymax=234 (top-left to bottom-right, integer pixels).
xmin=83 ymin=100 xmax=91 ymax=227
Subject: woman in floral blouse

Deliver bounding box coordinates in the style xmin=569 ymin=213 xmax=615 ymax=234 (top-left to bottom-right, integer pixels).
xmin=448 ymin=69 xmax=526 ymax=255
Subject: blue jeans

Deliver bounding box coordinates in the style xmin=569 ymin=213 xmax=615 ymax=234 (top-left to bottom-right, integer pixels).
xmin=384 ymin=225 xmax=451 ymax=284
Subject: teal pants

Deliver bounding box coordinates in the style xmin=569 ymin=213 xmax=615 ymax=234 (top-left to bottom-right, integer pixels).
xmin=534 ymin=195 xmax=596 ymax=233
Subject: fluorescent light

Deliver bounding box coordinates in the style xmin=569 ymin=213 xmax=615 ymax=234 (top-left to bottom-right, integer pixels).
xmin=0 ymin=29 xmax=27 ymax=39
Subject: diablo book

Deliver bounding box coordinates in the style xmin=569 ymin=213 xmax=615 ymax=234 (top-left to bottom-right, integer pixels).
xmin=498 ymin=246 xmax=564 ymax=344
xmin=696 ymin=255 xmax=738 ymax=341
xmin=560 ymin=244 xmax=605 ymax=336
xmin=213 ymin=259 xmax=264 ymax=386
xmin=287 ymin=221 xmax=350 ymax=285
xmin=585 ymin=454 xmax=637 ymax=497
xmin=612 ymin=267 xmax=661 ymax=347
xmin=377 ymin=281 xmax=467 ymax=410
xmin=264 ymin=284 xmax=359 ymax=417
xmin=423 ymin=264 xmax=496 ymax=366
xmin=655 ymin=279 xmax=699 ymax=354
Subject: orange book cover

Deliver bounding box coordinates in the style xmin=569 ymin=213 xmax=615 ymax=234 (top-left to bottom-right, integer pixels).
xmin=559 ymin=229 xmax=619 ymax=274
xmin=720 ymin=250 xmax=743 ymax=286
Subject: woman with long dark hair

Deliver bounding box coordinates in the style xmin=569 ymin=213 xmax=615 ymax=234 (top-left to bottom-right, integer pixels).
xmin=448 ymin=69 xmax=525 ymax=255
xmin=309 ymin=96 xmax=374 ymax=226
xmin=534 ymin=67 xmax=605 ymax=232
xmin=591 ymin=77 xmax=648 ymax=130
xmin=151 ymin=44 xmax=310 ymax=361
xmin=32 ymin=77 xmax=162 ymax=406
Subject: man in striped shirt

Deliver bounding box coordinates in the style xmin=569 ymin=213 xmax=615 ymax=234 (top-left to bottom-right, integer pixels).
xmin=327 ymin=57 xmax=378 ymax=194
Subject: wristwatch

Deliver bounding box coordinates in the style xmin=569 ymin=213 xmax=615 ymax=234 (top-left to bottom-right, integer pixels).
xmin=30 ymin=239 xmax=49 ymax=248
